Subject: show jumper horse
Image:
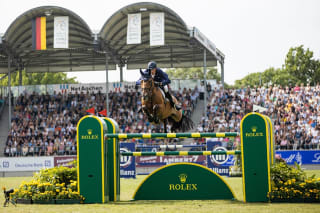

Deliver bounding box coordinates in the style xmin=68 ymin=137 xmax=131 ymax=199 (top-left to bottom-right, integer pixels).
xmin=139 ymin=71 xmax=194 ymax=132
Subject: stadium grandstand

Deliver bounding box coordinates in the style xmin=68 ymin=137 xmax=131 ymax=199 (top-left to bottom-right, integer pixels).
xmin=3 ymin=82 xmax=320 ymax=157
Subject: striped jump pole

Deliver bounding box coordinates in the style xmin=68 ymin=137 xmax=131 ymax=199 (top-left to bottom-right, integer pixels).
xmin=105 ymin=132 xmax=239 ymax=139
xmin=121 ymin=150 xmax=241 ymax=156
xmin=136 ymin=144 xmax=206 ymax=149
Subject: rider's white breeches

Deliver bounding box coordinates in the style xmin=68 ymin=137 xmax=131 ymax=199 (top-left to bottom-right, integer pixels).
xmin=164 ymin=85 xmax=169 ymax=92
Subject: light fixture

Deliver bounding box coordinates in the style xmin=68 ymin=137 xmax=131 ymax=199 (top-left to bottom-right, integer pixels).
xmin=140 ymin=8 xmax=147 ymax=11
xmin=44 ymin=10 xmax=52 ymax=16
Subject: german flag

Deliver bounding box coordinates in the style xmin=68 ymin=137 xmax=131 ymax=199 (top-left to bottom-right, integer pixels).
xmin=32 ymin=17 xmax=46 ymax=50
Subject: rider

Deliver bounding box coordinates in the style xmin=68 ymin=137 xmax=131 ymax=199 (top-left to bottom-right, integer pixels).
xmin=137 ymin=61 xmax=181 ymax=111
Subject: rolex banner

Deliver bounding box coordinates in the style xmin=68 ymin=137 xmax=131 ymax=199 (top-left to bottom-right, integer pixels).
xmin=127 ymin=13 xmax=141 ymax=44
xmin=54 ymin=16 xmax=69 ymax=48
xmin=150 ymin=13 xmax=164 ymax=46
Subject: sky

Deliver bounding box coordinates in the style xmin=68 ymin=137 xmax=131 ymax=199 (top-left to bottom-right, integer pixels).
xmin=1 ymin=0 xmax=319 ymax=85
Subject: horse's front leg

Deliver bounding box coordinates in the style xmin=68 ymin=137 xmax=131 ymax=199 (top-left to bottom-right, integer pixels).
xmin=142 ymin=106 xmax=154 ymax=122
xmin=153 ymin=104 xmax=160 ymax=124
xmin=163 ymin=119 xmax=168 ymax=133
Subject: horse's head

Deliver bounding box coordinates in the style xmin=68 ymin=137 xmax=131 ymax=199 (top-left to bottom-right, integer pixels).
xmin=140 ymin=69 xmax=154 ymax=102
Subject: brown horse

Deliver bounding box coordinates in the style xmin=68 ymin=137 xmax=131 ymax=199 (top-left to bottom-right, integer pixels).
xmin=139 ymin=73 xmax=194 ymax=132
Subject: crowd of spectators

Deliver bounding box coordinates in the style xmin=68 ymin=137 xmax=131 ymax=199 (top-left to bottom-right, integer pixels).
xmin=4 ymin=86 xmax=199 ymax=157
xmin=198 ymin=83 xmax=320 ymax=150
xmin=5 ymin=81 xmax=320 ymax=157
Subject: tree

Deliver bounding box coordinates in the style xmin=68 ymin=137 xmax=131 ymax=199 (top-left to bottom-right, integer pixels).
xmin=234 ymin=72 xmax=261 ymax=88
xmin=284 ymin=45 xmax=320 ymax=85
xmin=0 ymin=71 xmax=78 ymax=86
xmin=271 ymin=69 xmax=295 ymax=87
xmin=234 ymin=46 xmax=320 ymax=88
xmin=166 ymin=67 xmax=221 ymax=81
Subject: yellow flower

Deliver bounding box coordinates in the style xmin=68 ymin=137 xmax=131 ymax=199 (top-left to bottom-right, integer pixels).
xmin=299 ymin=183 xmax=306 ymax=187
xmin=56 ymin=189 xmax=60 ymax=192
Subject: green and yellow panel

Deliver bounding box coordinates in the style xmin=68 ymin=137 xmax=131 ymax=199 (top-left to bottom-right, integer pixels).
xmin=240 ymin=112 xmax=271 ymax=202
xmin=77 ymin=115 xmax=108 ymax=203
xmin=102 ymin=117 xmax=120 ymax=202
xmin=133 ymin=163 xmax=236 ymax=200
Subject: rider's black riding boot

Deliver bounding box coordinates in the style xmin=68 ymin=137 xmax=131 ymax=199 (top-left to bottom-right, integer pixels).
xmin=165 ymin=92 xmax=181 ymax=111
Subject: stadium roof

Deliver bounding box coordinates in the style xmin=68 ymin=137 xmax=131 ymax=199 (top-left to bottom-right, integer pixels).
xmin=0 ymin=6 xmax=116 ymax=74
xmin=99 ymin=2 xmax=224 ymax=69
xmin=0 ymin=2 xmax=224 ymax=74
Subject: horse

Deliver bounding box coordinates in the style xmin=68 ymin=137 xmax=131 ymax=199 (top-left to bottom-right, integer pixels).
xmin=139 ymin=71 xmax=194 ymax=132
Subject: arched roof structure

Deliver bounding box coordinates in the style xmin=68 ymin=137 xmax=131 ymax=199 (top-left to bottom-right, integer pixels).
xmin=0 ymin=6 xmax=116 ymax=73
xmin=99 ymin=2 xmax=223 ymax=69
xmin=0 ymin=2 xmax=224 ymax=74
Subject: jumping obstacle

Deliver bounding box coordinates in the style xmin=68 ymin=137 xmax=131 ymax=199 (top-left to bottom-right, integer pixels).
xmin=105 ymin=132 xmax=238 ymax=139
xmin=77 ymin=112 xmax=274 ymax=203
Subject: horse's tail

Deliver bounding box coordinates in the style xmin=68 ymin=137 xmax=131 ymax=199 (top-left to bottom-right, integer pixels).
xmin=170 ymin=114 xmax=194 ymax=132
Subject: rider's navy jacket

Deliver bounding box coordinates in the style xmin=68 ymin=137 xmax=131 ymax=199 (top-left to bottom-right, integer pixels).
xmin=136 ymin=68 xmax=171 ymax=86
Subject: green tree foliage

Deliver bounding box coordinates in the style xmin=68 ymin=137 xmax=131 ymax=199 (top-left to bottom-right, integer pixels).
xmin=0 ymin=71 xmax=78 ymax=86
xmin=284 ymin=45 xmax=320 ymax=85
xmin=234 ymin=72 xmax=261 ymax=88
xmin=235 ymin=45 xmax=320 ymax=88
xmin=166 ymin=67 xmax=221 ymax=80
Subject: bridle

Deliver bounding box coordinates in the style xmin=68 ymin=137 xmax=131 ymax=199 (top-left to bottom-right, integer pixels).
xmin=141 ymin=78 xmax=154 ymax=105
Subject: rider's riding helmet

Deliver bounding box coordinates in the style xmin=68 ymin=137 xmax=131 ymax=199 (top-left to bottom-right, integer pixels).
xmin=148 ymin=61 xmax=157 ymax=70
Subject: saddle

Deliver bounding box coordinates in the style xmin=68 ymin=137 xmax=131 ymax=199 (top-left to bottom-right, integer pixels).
xmin=158 ymin=88 xmax=168 ymax=104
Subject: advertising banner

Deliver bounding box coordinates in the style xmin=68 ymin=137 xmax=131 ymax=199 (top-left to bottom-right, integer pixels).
xmin=54 ymin=156 xmax=76 ymax=168
xmin=54 ymin=16 xmax=69 ymax=48
xmin=120 ymin=143 xmax=136 ymax=178
xmin=276 ymin=150 xmax=320 ymax=165
xmin=53 ymin=82 xmax=136 ymax=94
xmin=136 ymin=155 xmax=206 ymax=166
xmin=0 ymin=157 xmax=54 ymax=172
xmin=150 ymin=13 xmax=164 ymax=46
xmin=207 ymin=141 xmax=235 ymax=176
xmin=127 ymin=13 xmax=141 ymax=44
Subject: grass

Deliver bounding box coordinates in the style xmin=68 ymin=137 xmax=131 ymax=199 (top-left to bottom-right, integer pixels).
xmin=0 ymin=170 xmax=320 ymax=213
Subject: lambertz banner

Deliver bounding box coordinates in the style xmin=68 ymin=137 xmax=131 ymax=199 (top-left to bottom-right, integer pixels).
xmin=136 ymin=155 xmax=206 ymax=167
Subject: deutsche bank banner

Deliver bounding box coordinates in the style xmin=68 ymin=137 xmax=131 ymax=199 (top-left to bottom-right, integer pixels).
xmin=0 ymin=157 xmax=54 ymax=172
xmin=276 ymin=150 xmax=320 ymax=165
xmin=207 ymin=141 xmax=235 ymax=176
xmin=120 ymin=143 xmax=136 ymax=178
